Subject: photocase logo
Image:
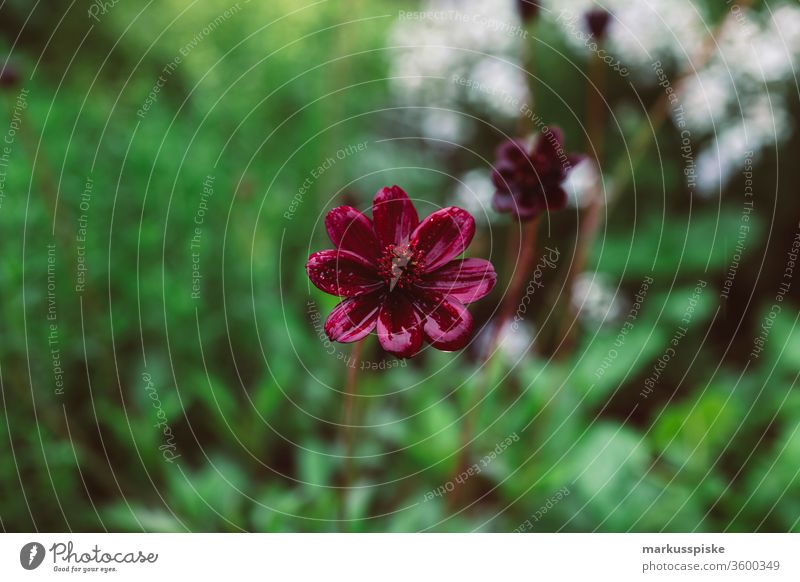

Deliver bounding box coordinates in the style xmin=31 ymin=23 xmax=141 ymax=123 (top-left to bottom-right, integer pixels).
xmin=20 ymin=542 xmax=46 ymax=570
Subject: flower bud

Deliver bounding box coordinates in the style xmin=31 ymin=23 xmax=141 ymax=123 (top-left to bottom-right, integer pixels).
xmin=517 ymin=0 xmax=540 ymax=24
xmin=0 ymin=62 xmax=20 ymax=89
xmin=584 ymin=9 xmax=611 ymax=41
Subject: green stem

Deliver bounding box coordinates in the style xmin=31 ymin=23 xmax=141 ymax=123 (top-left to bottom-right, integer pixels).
xmin=449 ymin=217 xmax=539 ymax=509
xmin=339 ymin=339 xmax=363 ymax=526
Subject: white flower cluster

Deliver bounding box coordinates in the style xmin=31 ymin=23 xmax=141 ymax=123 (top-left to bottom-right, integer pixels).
xmin=572 ymin=272 xmax=626 ymax=325
xmin=555 ymin=0 xmax=800 ymax=194
xmin=684 ymin=4 xmax=800 ymax=194
xmin=555 ymin=0 xmax=709 ymax=71
xmin=390 ymin=0 xmax=528 ymax=140
xmin=391 ymin=0 xmax=800 ymax=198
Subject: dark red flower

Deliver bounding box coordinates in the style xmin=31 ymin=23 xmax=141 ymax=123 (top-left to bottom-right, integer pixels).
xmin=584 ymin=9 xmax=612 ymax=40
xmin=491 ymin=127 xmax=583 ymax=221
xmin=307 ymin=186 xmax=496 ymax=358
xmin=517 ymin=0 xmax=540 ymax=23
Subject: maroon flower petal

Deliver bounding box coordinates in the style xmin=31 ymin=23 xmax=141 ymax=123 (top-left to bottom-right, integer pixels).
xmin=491 ymin=161 xmax=519 ymax=192
xmin=535 ymin=127 xmax=565 ymax=159
xmin=324 ymin=293 xmax=382 ymax=343
xmin=496 ymin=139 xmax=529 ymax=165
xmin=372 ymin=185 xmax=419 ymax=247
xmin=567 ymin=154 xmax=585 ymax=170
xmin=411 ymin=207 xmax=476 ymax=272
xmin=495 ymin=189 xmax=546 ymax=220
xmin=325 ymin=206 xmax=379 ymax=262
xmin=376 ymin=292 xmax=423 ymax=358
xmin=416 ymin=258 xmax=496 ymax=304
xmin=544 ymin=187 xmax=568 ymax=210
xmin=413 ymin=292 xmax=474 ymax=351
xmin=306 ymin=249 xmax=383 ymax=297
xmin=492 ymin=190 xmax=518 ymax=213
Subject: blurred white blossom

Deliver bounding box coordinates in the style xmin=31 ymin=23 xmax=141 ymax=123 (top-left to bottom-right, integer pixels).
xmin=554 ymin=0 xmax=708 ymax=72
xmin=391 ymin=0 xmax=800 ymax=197
xmin=469 ymin=57 xmax=529 ymax=117
xmin=679 ymin=4 xmax=799 ymax=193
xmin=554 ymin=0 xmax=800 ymax=195
xmin=453 ymin=169 xmax=496 ymax=223
xmin=418 ymin=108 xmax=473 ymax=142
xmin=477 ymin=318 xmax=536 ymax=363
xmin=390 ymin=0 xmax=527 ymax=121
xmin=572 ymin=272 xmax=625 ymax=324
xmin=695 ymin=94 xmax=789 ymax=194
xmin=563 ymin=157 xmax=602 ymax=208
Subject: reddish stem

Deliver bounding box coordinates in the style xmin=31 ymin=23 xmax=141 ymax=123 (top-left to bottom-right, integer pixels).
xmin=498 ymin=217 xmax=540 ymax=334
xmin=555 ymin=41 xmax=606 ymax=357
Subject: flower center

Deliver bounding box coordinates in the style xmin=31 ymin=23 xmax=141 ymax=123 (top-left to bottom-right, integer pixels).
xmin=377 ymin=242 xmax=424 ymax=290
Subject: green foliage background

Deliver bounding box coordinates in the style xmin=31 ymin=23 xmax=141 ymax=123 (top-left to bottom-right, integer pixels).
xmin=0 ymin=0 xmax=798 ymax=532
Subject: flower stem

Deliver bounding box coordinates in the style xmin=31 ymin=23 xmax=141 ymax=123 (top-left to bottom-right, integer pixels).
xmin=518 ymin=19 xmax=536 ymax=136
xmin=327 ymin=0 xmax=358 ymax=208
xmin=449 ymin=217 xmax=539 ymax=510
xmin=339 ymin=339 xmax=363 ymax=525
xmin=448 ymin=11 xmax=542 ymax=511
xmin=498 ymin=217 xmax=540 ymax=332
xmin=555 ymin=40 xmax=607 ymax=357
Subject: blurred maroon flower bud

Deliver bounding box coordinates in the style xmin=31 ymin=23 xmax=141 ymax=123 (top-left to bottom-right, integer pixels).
xmin=0 ymin=62 xmax=20 ymax=89
xmin=307 ymin=186 xmax=496 ymax=358
xmin=517 ymin=0 xmax=540 ymax=24
xmin=338 ymin=189 xmax=360 ymax=208
xmin=492 ymin=127 xmax=584 ymax=221
xmin=584 ymin=9 xmax=611 ymax=41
